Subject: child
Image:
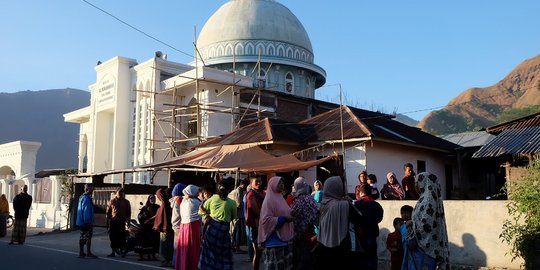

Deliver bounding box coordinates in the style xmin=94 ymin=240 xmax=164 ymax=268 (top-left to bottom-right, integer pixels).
xmin=386 ymin=217 xmax=404 ymax=270
xmin=198 ymin=183 xmax=215 ymax=239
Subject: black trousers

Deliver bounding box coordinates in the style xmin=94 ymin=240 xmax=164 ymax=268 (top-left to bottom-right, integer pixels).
xmin=109 ymin=220 xmax=126 ymax=250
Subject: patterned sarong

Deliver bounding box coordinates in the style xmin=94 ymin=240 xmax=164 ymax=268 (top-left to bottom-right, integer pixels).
xmin=79 ymin=226 xmax=93 ymax=244
xmin=199 ymin=218 xmax=233 ymax=270
xmin=159 ymin=231 xmax=174 ymax=261
xmin=11 ymin=218 xmax=27 ymax=243
xmin=263 ymin=244 xmax=293 ymax=270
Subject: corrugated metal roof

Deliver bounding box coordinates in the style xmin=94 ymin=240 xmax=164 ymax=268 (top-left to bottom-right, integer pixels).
xmin=439 ymin=131 xmax=496 ymax=148
xmin=198 ymin=118 xmax=315 ymax=147
xmin=302 ymin=106 xmax=458 ymax=151
xmin=199 ymin=105 xmax=459 ymax=152
xmin=472 ymin=126 xmax=540 ymax=158
xmin=486 ymin=112 xmax=540 ymax=135
xmin=299 ymin=106 xmax=381 ymax=140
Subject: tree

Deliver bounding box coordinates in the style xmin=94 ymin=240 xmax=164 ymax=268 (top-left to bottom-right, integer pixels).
xmin=500 ymin=160 xmax=540 ymax=269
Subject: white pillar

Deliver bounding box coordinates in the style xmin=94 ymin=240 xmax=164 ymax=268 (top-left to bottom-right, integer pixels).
xmin=78 ymin=134 xmax=87 ymax=172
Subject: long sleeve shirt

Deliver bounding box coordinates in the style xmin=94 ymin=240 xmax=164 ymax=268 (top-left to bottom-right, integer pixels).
xmin=106 ymin=197 xmax=131 ymax=223
xmin=76 ymin=193 xmax=94 ymax=226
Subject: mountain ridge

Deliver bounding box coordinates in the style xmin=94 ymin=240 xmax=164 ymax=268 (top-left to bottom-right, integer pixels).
xmin=418 ymin=54 xmax=540 ymax=134
xmin=0 ymin=88 xmax=90 ymax=170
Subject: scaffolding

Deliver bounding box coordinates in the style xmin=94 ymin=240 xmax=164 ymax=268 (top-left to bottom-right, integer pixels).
xmin=141 ymin=48 xmax=269 ymax=164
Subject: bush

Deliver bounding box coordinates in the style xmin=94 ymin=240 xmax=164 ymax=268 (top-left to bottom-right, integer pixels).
xmin=500 ymin=160 xmax=540 ymax=269
xmin=495 ymin=105 xmax=540 ymax=124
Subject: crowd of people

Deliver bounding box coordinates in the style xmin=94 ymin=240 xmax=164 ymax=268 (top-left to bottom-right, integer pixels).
xmin=66 ymin=161 xmax=450 ymax=270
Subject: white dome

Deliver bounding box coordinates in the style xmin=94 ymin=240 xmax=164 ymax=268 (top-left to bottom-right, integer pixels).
xmin=196 ymin=0 xmax=326 ymax=90
xmin=197 ymin=0 xmax=313 ymax=55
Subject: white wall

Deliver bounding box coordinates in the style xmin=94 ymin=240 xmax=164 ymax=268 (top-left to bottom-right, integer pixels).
xmin=344 ymin=143 xmax=367 ymax=193
xmin=365 ymin=141 xmax=455 ymax=198
xmin=377 ymin=200 xmax=522 ymax=269
xmin=27 ymin=176 xmax=68 ymax=230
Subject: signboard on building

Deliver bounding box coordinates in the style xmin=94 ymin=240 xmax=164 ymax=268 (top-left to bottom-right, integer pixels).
xmin=96 ymin=74 xmax=116 ymax=106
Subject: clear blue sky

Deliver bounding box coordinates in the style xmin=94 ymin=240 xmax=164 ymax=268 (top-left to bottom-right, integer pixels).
xmin=2 ymin=0 xmax=540 ymax=121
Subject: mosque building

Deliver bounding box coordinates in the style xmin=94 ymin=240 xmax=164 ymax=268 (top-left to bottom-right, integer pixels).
xmin=64 ymin=0 xmax=331 ymax=186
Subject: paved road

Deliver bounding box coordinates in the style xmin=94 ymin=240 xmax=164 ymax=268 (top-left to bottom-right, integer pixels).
xmin=0 ymin=226 xmax=254 ymax=270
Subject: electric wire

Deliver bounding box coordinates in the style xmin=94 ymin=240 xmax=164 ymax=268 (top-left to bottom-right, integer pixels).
xmin=81 ymin=0 xmax=196 ymax=60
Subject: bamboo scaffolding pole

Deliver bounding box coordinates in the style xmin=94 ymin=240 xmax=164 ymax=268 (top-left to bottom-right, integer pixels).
xmin=194 ymin=26 xmax=201 ymax=145
xmin=171 ymin=86 xmax=177 ymax=157
xmin=231 ymin=52 xmax=236 ymax=131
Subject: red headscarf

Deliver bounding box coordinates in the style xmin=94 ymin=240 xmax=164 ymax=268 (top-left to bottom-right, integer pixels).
xmin=153 ymin=188 xmax=172 ymax=232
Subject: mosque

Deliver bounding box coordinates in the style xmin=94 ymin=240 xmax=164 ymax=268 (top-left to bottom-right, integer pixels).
xmin=64 ymin=0 xmax=334 ymax=186
xmin=63 ymin=0 xmax=462 ymax=195
xmin=1 ymin=3 xmax=519 ymax=267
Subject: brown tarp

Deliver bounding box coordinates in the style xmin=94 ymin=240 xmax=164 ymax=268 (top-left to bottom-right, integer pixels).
xmin=138 ymin=147 xmax=215 ymax=169
xmin=188 ymin=145 xmax=278 ymax=169
xmin=144 ymin=144 xmax=337 ymax=173
xmin=238 ymin=154 xmax=337 ymax=173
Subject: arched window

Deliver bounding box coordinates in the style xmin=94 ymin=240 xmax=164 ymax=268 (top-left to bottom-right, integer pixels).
xmin=268 ymin=46 xmax=274 ymax=56
xmin=278 ymin=47 xmax=284 ymax=57
xmin=217 ymin=46 xmax=224 ymax=57
xmin=226 ymin=45 xmax=233 ymax=56
xmin=285 ymin=72 xmax=294 ymax=93
xmin=246 ymin=44 xmax=254 ymax=55
xmin=256 ymin=44 xmax=265 ymax=55
xmin=235 ymin=44 xmax=244 ymax=55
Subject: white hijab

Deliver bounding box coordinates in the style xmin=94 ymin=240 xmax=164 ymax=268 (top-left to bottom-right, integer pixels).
xmin=180 ymin=184 xmax=201 ymax=224
xmin=318 ymin=176 xmax=350 ymax=248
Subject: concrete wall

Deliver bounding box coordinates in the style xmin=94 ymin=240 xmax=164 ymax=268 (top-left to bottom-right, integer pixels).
xmin=26 ymin=176 xmax=69 ymax=230
xmin=20 ymin=184 xmax=524 ymax=269
xmin=376 ymin=200 xmax=522 ymax=269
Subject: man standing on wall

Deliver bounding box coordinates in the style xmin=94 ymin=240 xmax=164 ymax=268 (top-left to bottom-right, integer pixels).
xmin=106 ymin=187 xmax=131 ymax=257
xmin=76 ymin=183 xmax=98 ymax=258
xmin=402 ymin=163 xmax=419 ymax=200
xmin=9 ymin=185 xmax=32 ymax=245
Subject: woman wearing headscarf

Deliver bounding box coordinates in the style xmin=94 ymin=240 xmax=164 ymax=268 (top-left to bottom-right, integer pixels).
xmin=313 ymin=176 xmax=362 ymax=269
xmin=381 ymin=172 xmax=405 ymax=200
xmin=198 ymin=178 xmax=237 ymax=270
xmin=137 ymin=194 xmax=160 ymax=261
xmin=257 ymin=176 xmax=294 ymax=270
xmin=355 ymin=170 xmax=368 ymax=200
xmin=0 ymin=194 xmax=10 ymax=237
xmin=291 ymin=177 xmax=318 ymax=270
xmin=153 ymin=188 xmax=174 ymax=267
xmin=171 ymin=183 xmax=187 ymax=245
xmin=175 ymin=185 xmax=201 ymax=270
xmin=311 ymin=180 xmax=323 ymax=206
xmin=401 ymin=172 xmax=450 ymax=270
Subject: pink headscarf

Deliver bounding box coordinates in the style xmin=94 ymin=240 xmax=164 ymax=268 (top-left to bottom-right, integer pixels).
xmin=386 ymin=172 xmax=405 ymax=199
xmin=258 ymin=176 xmax=294 ymax=243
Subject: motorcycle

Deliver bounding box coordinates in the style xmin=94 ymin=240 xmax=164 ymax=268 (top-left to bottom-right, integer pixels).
xmin=119 ymin=219 xmax=141 ymax=255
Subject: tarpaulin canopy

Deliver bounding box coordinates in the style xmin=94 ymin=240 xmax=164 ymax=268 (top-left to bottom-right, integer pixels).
xmin=138 ymin=147 xmax=214 ymax=169
xmin=142 ymin=144 xmax=337 ymax=173
xmin=238 ymin=154 xmax=336 ymax=173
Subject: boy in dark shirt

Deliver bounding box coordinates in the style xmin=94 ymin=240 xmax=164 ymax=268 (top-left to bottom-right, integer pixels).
xmin=386 ymin=217 xmax=404 ymax=270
